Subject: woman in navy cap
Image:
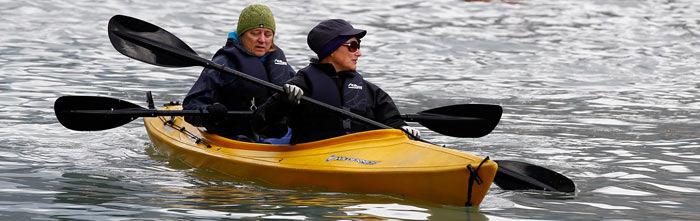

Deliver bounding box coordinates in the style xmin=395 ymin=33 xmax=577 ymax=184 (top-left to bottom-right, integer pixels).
xmin=253 ymin=19 xmax=420 ymax=145
xmin=182 ymin=4 xmax=295 ymax=143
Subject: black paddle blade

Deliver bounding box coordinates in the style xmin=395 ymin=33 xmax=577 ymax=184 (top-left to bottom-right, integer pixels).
xmin=54 ymin=96 xmax=144 ymax=131
xmin=410 ymin=104 xmax=502 ymax=138
xmin=108 ymin=15 xmax=199 ymax=68
xmin=494 ymin=160 xmax=576 ymax=193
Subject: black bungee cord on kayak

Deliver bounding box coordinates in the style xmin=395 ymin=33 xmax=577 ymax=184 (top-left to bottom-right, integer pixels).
xmin=413 ymin=134 xmax=491 ymax=206
xmin=161 ymin=114 xmax=213 ymax=149
xmin=147 ymin=92 xmax=214 ymax=149
xmin=466 ymin=156 xmax=490 ymax=207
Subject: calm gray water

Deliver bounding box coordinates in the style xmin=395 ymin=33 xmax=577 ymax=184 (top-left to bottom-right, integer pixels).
xmin=2 ymin=0 xmax=699 ymax=220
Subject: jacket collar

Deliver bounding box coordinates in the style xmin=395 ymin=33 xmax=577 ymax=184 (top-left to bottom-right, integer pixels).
xmin=309 ymin=59 xmax=357 ymax=78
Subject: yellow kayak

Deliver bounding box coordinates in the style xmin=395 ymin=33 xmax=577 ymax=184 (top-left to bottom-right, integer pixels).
xmin=144 ymin=105 xmax=497 ymax=207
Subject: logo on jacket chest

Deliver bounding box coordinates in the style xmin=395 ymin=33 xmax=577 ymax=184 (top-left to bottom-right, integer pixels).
xmin=347 ymin=83 xmax=363 ymax=90
xmin=274 ymin=59 xmax=287 ymax=65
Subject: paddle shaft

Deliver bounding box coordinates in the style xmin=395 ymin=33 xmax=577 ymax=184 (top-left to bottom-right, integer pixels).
xmin=402 ymin=113 xmax=484 ymax=122
xmin=78 ymin=109 xmax=479 ymax=123
xmin=112 ymin=30 xmax=393 ymax=130
xmin=56 ymin=94 xmax=495 ymax=137
xmin=71 ymin=109 xmax=252 ymax=117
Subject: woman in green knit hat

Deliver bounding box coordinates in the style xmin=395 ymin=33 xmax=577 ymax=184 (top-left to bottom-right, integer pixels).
xmin=183 ymin=4 xmax=295 ymax=143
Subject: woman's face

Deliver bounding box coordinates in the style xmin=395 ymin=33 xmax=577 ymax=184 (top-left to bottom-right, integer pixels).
xmin=240 ymin=28 xmax=274 ymax=57
xmin=326 ymin=37 xmax=362 ymax=72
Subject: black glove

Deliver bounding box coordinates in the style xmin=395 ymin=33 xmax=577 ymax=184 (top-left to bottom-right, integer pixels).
xmin=202 ymin=103 xmax=228 ymax=133
xmin=205 ymin=103 xmax=228 ymax=120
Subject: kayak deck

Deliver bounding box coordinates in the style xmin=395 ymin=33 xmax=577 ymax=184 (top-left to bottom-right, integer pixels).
xmin=144 ymin=105 xmax=497 ymax=207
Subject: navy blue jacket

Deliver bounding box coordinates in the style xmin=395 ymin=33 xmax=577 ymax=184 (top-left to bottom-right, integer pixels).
xmin=253 ymin=61 xmax=407 ymax=144
xmin=183 ymin=38 xmax=295 ymax=139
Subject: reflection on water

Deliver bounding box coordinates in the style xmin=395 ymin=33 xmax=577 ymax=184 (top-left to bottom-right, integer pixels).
xmin=342 ymin=204 xmax=431 ymax=220
xmin=1 ymin=0 xmax=700 ymax=220
xmin=162 ymin=165 xmax=488 ymax=220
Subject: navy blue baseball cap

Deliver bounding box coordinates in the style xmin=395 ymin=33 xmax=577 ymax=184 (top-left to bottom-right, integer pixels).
xmin=307 ymin=19 xmax=366 ymax=59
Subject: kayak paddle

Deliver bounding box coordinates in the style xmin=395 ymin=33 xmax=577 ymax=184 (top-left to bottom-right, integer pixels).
xmin=55 ymin=95 xmax=496 ymax=138
xmin=108 ymin=15 xmax=392 ymax=131
xmin=105 ymin=15 xmax=575 ymax=193
xmin=108 ymin=15 xmax=502 ymax=138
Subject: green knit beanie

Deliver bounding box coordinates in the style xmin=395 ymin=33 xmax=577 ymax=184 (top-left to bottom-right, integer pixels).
xmin=237 ymin=4 xmax=276 ymax=37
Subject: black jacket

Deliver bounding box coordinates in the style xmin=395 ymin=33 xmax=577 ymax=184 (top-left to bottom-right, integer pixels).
xmin=254 ymin=61 xmax=407 ymax=144
xmin=183 ymin=38 xmax=295 ymax=139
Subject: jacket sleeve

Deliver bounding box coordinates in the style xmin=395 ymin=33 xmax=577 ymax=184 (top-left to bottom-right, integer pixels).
xmin=182 ymin=55 xmax=235 ymax=126
xmin=367 ymin=81 xmax=408 ymax=129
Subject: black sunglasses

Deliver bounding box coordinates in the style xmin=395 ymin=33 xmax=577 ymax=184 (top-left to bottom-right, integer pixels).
xmin=341 ymin=40 xmax=361 ymax=52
